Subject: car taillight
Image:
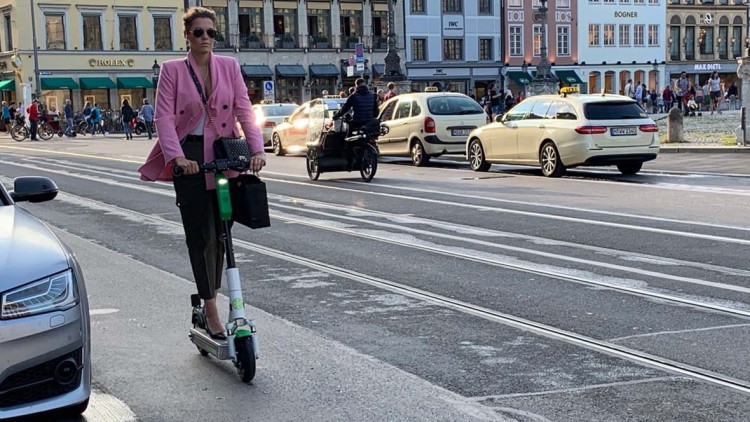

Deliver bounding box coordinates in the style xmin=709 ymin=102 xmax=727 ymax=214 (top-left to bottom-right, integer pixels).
xmin=639 ymin=124 xmax=658 ymax=132
xmin=264 ymin=121 xmax=276 ymax=128
xmin=575 ymin=126 xmax=607 ymax=135
xmin=424 ymin=116 xmax=436 ymax=133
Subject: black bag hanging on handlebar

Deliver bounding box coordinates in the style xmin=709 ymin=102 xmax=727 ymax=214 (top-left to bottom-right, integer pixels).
xmin=184 ymin=59 xmax=270 ymax=230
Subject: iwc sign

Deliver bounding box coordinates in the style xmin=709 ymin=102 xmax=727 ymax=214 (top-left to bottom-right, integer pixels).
xmin=89 ymin=58 xmax=135 ymax=67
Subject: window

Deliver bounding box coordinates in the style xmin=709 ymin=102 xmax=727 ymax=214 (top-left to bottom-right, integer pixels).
xmin=479 ymin=38 xmax=492 ymax=60
xmin=394 ymin=101 xmax=412 ymax=119
xmin=508 ymin=0 xmax=522 ymax=6
xmin=4 ymin=14 xmax=12 ymax=50
xmin=412 ymin=38 xmax=426 ymax=61
xmin=82 ymin=15 xmax=102 ymax=50
xmin=154 ymin=16 xmax=172 ymax=51
xmin=699 ymin=27 xmax=713 ymax=54
xmin=649 ymin=0 xmax=659 ymax=3
xmin=733 ymin=26 xmax=742 ymax=58
xmin=718 ymin=25 xmax=728 ymax=59
xmin=557 ymin=0 xmax=571 ymax=7
xmin=621 ymin=0 xmax=630 ymax=3
xmin=411 ymin=100 xmax=422 ymax=116
xmin=478 ymin=0 xmax=492 ymax=14
xmin=648 ymin=24 xmax=658 ymax=46
xmin=205 ymin=7 xmax=228 ymax=46
xmin=340 ymin=10 xmax=361 ymax=38
xmin=379 ymin=100 xmax=397 ymax=121
xmin=588 ymin=24 xmax=600 ymax=46
xmin=528 ymin=100 xmax=552 ymax=119
xmin=45 ymin=14 xmax=65 ymax=50
xmin=685 ymin=26 xmax=695 ymax=60
xmin=584 ymin=102 xmax=647 ymax=120
xmin=603 ymin=0 xmax=614 ymax=3
xmin=603 ymin=24 xmax=615 ymax=46
xmin=619 ymin=24 xmax=630 ymax=46
xmin=533 ymin=25 xmax=543 ymax=56
xmin=589 ymin=0 xmax=600 ymax=3
xmin=118 ymin=15 xmax=138 ymax=50
xmin=442 ymin=0 xmax=462 ymax=13
xmin=553 ymin=102 xmax=577 ymax=120
xmin=634 ymin=0 xmax=644 ymax=3
xmin=443 ymin=39 xmax=463 ymax=60
xmin=634 ymin=24 xmax=644 ymax=46
xmin=557 ymin=25 xmax=570 ymax=56
xmin=240 ymin=7 xmax=264 ymax=47
xmin=509 ymin=25 xmax=522 ymax=56
xmin=411 ymin=0 xmax=425 ymax=13
xmin=669 ymin=26 xmax=680 ymax=60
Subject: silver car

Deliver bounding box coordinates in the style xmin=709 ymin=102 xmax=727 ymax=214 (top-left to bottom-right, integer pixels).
xmin=0 ymin=176 xmax=91 ymax=419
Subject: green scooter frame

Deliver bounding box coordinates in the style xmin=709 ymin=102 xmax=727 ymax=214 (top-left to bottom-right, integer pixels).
xmin=188 ymin=173 xmax=259 ymax=383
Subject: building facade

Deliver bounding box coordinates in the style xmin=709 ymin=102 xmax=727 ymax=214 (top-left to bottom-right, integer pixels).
xmin=193 ymin=0 xmax=405 ymax=104
xmin=404 ymin=0 xmax=503 ymax=99
xmin=503 ymin=0 xmax=581 ymax=97
xmin=577 ymin=0 xmax=667 ymax=95
xmin=666 ymin=0 xmax=747 ymax=98
xmin=0 ymin=0 xmax=185 ymax=112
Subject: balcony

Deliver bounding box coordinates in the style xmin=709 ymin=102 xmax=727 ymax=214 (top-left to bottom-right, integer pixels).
xmin=274 ymin=34 xmax=302 ymax=49
xmin=239 ymin=33 xmax=270 ymax=49
xmin=340 ymin=35 xmax=361 ymax=50
xmin=308 ymin=34 xmax=333 ymax=49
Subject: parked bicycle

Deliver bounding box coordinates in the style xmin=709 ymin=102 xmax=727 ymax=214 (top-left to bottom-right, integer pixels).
xmin=10 ymin=115 xmax=55 ymax=141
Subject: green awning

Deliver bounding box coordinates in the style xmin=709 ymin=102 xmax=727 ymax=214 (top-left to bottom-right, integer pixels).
xmin=309 ymin=64 xmax=339 ymax=77
xmin=275 ymin=64 xmax=307 ymax=78
xmin=555 ymin=70 xmax=584 ymax=85
xmin=506 ymin=71 xmax=533 ymax=85
xmin=241 ymin=65 xmax=273 ymax=78
xmin=79 ymin=77 xmax=116 ymax=90
xmin=117 ymin=77 xmax=153 ymax=89
xmin=41 ymin=77 xmax=79 ymax=90
xmin=0 ymin=79 xmax=15 ymax=92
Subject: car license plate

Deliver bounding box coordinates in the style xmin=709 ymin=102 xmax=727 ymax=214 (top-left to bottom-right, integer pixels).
xmin=451 ymin=129 xmax=471 ymax=137
xmin=610 ymin=127 xmax=637 ymax=136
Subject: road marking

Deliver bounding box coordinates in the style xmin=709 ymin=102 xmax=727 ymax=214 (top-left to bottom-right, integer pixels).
xmin=607 ymin=322 xmax=750 ymax=343
xmin=90 ymin=308 xmax=120 ymax=316
xmin=0 ymin=145 xmax=143 ymax=164
xmin=85 ymin=389 xmax=137 ymax=421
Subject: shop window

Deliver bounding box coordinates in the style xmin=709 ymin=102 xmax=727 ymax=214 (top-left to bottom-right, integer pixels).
xmin=154 ymin=16 xmax=172 ymax=51
xmin=45 ymin=14 xmax=65 ymax=50
xmin=83 ymin=15 xmax=102 ymax=50
xmin=119 ymin=15 xmax=138 ymax=50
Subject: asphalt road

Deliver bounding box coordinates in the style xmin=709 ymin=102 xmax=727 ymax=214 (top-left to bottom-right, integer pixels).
xmin=1 ymin=135 xmax=750 ymax=421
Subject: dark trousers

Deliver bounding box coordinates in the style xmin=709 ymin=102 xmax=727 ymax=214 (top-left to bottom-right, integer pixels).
xmin=145 ymin=121 xmax=154 ymax=138
xmin=29 ymin=119 xmax=37 ymax=140
xmin=173 ymin=135 xmax=227 ymax=300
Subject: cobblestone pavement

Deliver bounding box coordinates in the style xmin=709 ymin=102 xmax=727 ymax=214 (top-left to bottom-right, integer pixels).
xmin=655 ymin=108 xmax=742 ymax=146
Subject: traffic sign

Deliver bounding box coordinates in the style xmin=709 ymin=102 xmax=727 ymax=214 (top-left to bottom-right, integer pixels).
xmin=355 ymin=43 xmax=364 ymax=63
xmin=348 ymin=54 xmax=355 ymax=66
xmin=263 ymin=80 xmax=275 ymax=102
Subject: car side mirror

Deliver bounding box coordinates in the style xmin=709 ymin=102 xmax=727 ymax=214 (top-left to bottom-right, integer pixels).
xmin=11 ymin=176 xmax=59 ymax=203
xmin=494 ymin=115 xmax=504 ymax=123
xmin=379 ymin=124 xmax=389 ymax=135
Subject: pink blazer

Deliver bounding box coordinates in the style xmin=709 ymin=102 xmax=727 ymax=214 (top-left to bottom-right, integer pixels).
xmin=138 ymin=52 xmax=263 ymax=187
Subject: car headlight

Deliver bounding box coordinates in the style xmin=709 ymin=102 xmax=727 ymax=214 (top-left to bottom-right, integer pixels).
xmin=1 ymin=269 xmax=78 ymax=319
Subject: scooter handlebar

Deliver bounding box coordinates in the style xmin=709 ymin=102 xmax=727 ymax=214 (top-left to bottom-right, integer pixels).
xmin=172 ymin=159 xmax=251 ymax=178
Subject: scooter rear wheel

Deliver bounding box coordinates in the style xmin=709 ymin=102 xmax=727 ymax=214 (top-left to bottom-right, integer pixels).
xmin=236 ymin=336 xmax=256 ymax=383
xmin=306 ymin=150 xmax=321 ymax=181
xmin=359 ymin=145 xmax=378 ymax=182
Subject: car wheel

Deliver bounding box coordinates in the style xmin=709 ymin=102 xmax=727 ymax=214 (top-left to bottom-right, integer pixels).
xmin=411 ymin=139 xmax=429 ymax=166
xmin=468 ymin=139 xmax=491 ymax=172
xmin=539 ymin=141 xmax=565 ymax=177
xmin=272 ymin=134 xmax=285 ymax=156
xmin=617 ymin=162 xmax=643 ymax=175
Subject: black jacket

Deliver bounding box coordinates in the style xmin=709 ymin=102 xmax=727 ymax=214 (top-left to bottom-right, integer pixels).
xmin=334 ymin=85 xmax=378 ymax=123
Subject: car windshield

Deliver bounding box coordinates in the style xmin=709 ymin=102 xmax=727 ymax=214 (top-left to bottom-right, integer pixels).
xmin=323 ymin=100 xmax=346 ymax=118
xmin=263 ymin=105 xmax=297 ymax=116
xmin=426 ymin=96 xmax=484 ymax=115
xmin=584 ymin=102 xmax=649 ymax=120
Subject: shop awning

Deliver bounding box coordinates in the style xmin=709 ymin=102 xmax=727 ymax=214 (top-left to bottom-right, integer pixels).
xmin=79 ymin=77 xmax=116 ymax=90
xmin=555 ymin=70 xmax=584 ymax=85
xmin=241 ymin=65 xmax=273 ymax=78
xmin=309 ymin=64 xmax=339 ymax=77
xmin=117 ymin=77 xmax=153 ymax=89
xmin=275 ymin=64 xmax=307 ymax=78
xmin=506 ymin=71 xmax=533 ymax=85
xmin=373 ymin=64 xmax=385 ymax=77
xmin=41 ymin=77 xmax=79 ymax=90
xmin=0 ymin=79 xmax=15 ymax=92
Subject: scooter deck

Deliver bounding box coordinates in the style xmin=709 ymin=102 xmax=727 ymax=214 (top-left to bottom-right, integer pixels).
xmin=189 ymin=328 xmax=231 ymax=360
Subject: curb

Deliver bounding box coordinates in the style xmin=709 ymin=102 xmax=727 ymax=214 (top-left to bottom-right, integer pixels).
xmin=659 ymin=146 xmax=750 ymax=153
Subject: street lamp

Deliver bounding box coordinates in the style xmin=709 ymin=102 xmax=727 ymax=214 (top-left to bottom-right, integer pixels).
xmin=152 ymin=60 xmax=161 ymax=87
xmin=29 ymin=0 xmax=41 ymax=100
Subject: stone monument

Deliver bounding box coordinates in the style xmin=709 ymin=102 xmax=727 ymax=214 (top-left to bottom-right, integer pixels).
xmin=374 ymin=0 xmax=411 ymax=95
xmin=527 ymin=0 xmax=559 ymax=96
xmin=735 ymin=55 xmax=750 ymax=146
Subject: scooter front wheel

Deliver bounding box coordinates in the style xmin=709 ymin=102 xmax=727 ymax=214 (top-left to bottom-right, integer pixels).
xmin=235 ymin=336 xmax=256 ymax=383
xmin=359 ymin=145 xmax=378 ymax=182
xmin=306 ymin=150 xmax=321 ymax=181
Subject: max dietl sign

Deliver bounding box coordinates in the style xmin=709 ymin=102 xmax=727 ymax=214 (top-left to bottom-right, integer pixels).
xmin=88 ymin=58 xmax=135 ymax=67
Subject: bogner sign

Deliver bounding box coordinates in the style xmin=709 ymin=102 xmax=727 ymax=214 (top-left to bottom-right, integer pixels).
xmin=88 ymin=58 xmax=135 ymax=67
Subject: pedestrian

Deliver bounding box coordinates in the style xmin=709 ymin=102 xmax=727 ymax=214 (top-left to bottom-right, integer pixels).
xmin=376 ymin=89 xmax=385 ymax=106
xmin=728 ymin=81 xmax=738 ymax=110
xmin=139 ymin=98 xmax=154 ymax=139
xmin=707 ymin=71 xmax=722 ymax=115
xmin=348 ymin=86 xmax=355 ymax=96
xmin=89 ymin=103 xmax=103 ymax=135
xmin=1 ymin=101 xmax=9 ymax=132
xmin=649 ymin=89 xmax=658 ymax=114
xmin=676 ymin=72 xmax=689 ymax=112
xmin=26 ymin=99 xmax=39 ymax=141
xmin=63 ymin=99 xmax=74 ymax=137
xmin=121 ymin=99 xmax=134 ymax=140
xmin=137 ymin=6 xmax=266 ymax=340
xmin=82 ymin=102 xmax=92 ymax=134
xmin=662 ymin=85 xmax=673 ymax=111
xmin=624 ymin=79 xmax=634 ymax=99
xmin=383 ymin=82 xmax=397 ymax=101
xmin=634 ymin=82 xmax=643 ymax=109
xmin=504 ymin=91 xmax=516 ymax=112
xmin=339 ymin=91 xmax=347 ymax=98
xmin=321 ymin=90 xmax=329 ymax=96
xmin=488 ymin=83 xmax=502 ymax=117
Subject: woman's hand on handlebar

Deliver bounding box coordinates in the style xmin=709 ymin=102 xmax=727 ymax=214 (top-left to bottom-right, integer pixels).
xmin=249 ymin=152 xmax=267 ymax=173
xmin=174 ymin=157 xmax=199 ymax=175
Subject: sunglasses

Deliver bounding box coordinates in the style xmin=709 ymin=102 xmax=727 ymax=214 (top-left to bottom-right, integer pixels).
xmin=191 ymin=28 xmax=217 ymax=39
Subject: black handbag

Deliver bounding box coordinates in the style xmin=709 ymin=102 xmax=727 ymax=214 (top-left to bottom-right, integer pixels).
xmin=229 ymin=174 xmax=271 ymax=229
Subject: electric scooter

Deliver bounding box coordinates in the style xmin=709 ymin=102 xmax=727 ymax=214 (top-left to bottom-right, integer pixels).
xmin=173 ymin=159 xmax=260 ymax=383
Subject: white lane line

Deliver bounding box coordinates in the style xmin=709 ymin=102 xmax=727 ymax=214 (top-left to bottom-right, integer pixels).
xmin=90 ymin=308 xmax=120 ymax=316
xmin=470 ymin=376 xmax=682 ymax=401
xmin=607 ymin=323 xmax=750 ymax=343
xmin=84 ymin=389 xmax=137 ymax=421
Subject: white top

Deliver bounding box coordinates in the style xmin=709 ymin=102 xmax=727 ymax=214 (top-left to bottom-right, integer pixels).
xmin=189 ymin=113 xmax=206 ymax=135
xmin=708 ymin=77 xmax=721 ymax=92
